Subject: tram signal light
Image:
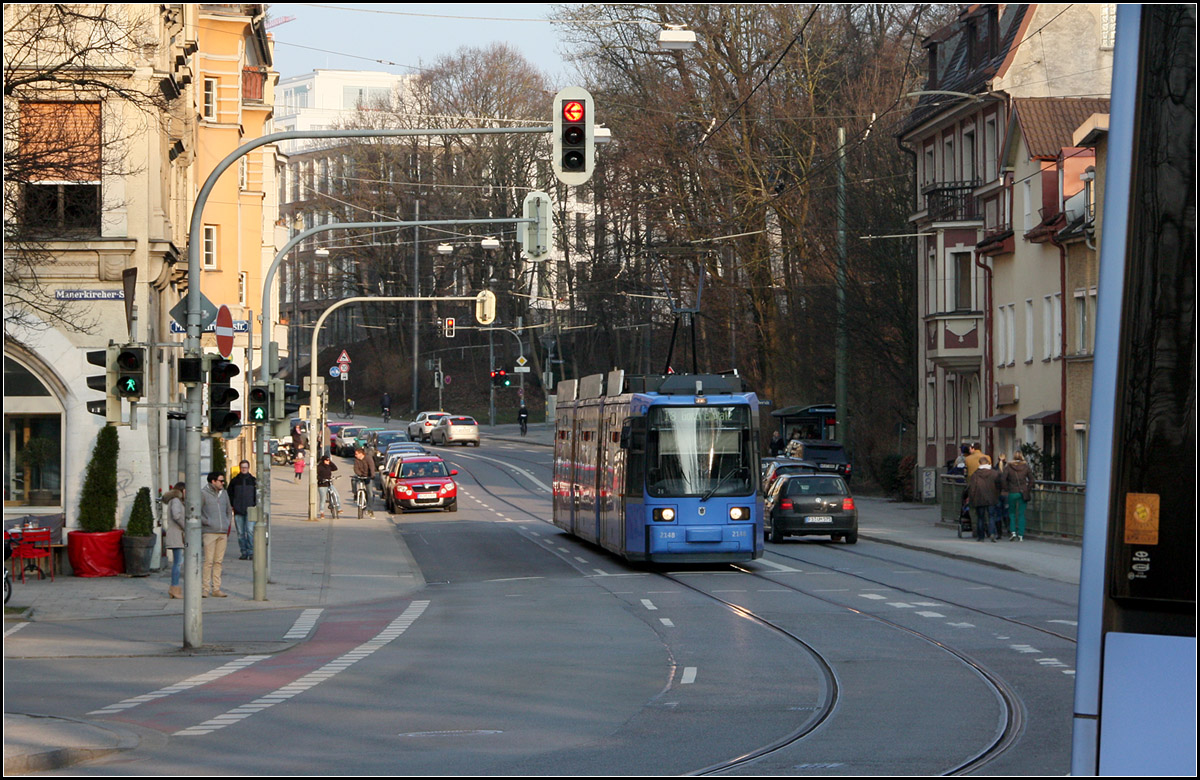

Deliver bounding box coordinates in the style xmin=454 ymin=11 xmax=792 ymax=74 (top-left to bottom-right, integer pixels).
xmin=115 ymin=347 xmax=145 ymax=398
xmin=444 ymin=317 xmax=455 ymax=338
xmin=552 ymin=87 xmax=594 ymax=186
xmin=85 ymin=346 xmax=120 ymax=423
xmin=208 ymin=358 xmax=241 ymax=433
xmin=490 ymin=368 xmax=509 ymax=387
xmin=269 ymin=378 xmax=286 ymax=421
xmin=248 ymin=384 xmax=269 ymax=424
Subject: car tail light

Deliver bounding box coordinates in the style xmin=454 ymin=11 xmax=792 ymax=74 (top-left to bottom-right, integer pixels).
xmin=843 ymin=497 xmax=855 ymax=511
xmin=781 ymin=499 xmax=793 ymax=510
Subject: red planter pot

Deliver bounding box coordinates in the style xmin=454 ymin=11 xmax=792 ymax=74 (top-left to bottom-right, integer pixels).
xmin=67 ymin=529 xmax=125 ymax=577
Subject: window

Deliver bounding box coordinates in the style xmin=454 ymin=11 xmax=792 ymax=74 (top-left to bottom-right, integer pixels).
xmin=962 ymin=128 xmax=976 ymax=182
xmin=4 ymin=358 xmax=63 ymax=508
xmin=1075 ymin=426 xmax=1089 ymax=483
xmin=924 ymin=145 xmax=935 ymax=186
xmin=1052 ymin=292 xmax=1063 ymax=358
xmin=943 ymin=136 xmax=955 ymax=181
xmin=984 ymin=117 xmax=997 ymax=181
xmin=19 ymin=102 xmax=101 ymax=234
xmin=203 ymin=78 xmax=218 ymax=120
xmin=1023 ymin=179 xmax=1034 ymax=232
xmin=203 ymin=225 xmax=218 ymax=269
xmin=1101 ymin=5 xmax=1116 ymax=50
xmin=239 ymin=157 xmax=248 ymax=190
xmin=952 ymin=252 xmax=973 ymax=310
xmin=1025 ymin=299 xmax=1035 ymax=362
xmin=1043 ymin=294 xmax=1063 ymax=359
xmin=997 ymin=303 xmax=1015 ymax=366
xmin=239 ymin=272 xmax=248 ymax=306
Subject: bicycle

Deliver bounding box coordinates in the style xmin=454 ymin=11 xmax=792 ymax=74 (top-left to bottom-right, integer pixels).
xmin=518 ymin=413 xmax=528 ymax=437
xmin=323 ymin=476 xmax=342 ymax=519
xmin=338 ymin=399 xmax=355 ymax=420
xmin=352 ymin=476 xmax=372 ymax=519
xmin=382 ymin=406 xmax=391 ymax=424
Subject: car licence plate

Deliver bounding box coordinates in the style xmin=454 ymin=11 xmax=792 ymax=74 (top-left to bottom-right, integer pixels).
xmin=805 ymin=516 xmax=833 ymax=523
xmin=418 ymin=492 xmax=437 ymax=500
xmin=818 ymin=463 xmax=836 ymax=469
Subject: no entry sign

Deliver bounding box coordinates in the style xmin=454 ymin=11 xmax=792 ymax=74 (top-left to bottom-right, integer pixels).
xmin=215 ymin=305 xmax=234 ymax=357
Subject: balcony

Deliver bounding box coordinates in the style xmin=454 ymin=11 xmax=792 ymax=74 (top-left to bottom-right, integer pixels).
xmin=922 ymin=180 xmax=981 ymax=222
xmin=925 ymin=311 xmax=984 ymax=369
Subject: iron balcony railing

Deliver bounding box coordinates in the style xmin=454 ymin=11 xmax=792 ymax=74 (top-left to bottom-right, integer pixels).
xmin=922 ymin=180 xmax=981 ymax=222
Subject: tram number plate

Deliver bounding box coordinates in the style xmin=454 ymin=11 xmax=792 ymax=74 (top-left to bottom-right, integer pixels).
xmin=805 ymin=516 xmax=833 ymax=523
xmin=418 ymin=492 xmax=437 ymax=500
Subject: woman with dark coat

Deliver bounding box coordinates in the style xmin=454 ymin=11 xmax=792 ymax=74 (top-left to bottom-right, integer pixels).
xmin=1002 ymin=452 xmax=1035 ymax=541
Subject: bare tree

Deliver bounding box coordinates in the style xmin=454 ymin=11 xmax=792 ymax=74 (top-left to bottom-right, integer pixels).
xmin=3 ymin=4 xmax=169 ymax=336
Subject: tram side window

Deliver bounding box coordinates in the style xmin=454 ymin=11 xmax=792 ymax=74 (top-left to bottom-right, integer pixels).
xmin=621 ymin=417 xmax=645 ymax=497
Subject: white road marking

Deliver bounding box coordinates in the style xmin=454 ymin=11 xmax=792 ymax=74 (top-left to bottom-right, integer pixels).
xmin=757 ymin=558 xmax=802 ymax=572
xmin=89 ymin=655 xmax=271 ymax=715
xmin=680 ymin=667 xmax=697 ymax=684
xmin=916 ymin=611 xmax=945 ymax=618
xmin=640 ymin=599 xmax=657 ymax=611
xmin=947 ymin=622 xmax=976 ymax=628
xmin=1049 ymin=619 xmax=1078 ymax=626
xmin=859 ymin=593 xmax=888 ymax=600
xmin=887 ymin=602 xmax=914 ymax=608
xmin=660 ymin=618 xmax=675 ymax=627
xmin=445 ymin=451 xmax=552 ymax=492
xmin=284 ymin=608 xmax=323 ymax=640
xmin=175 ymin=601 xmax=429 ymax=736
xmin=1011 ymin=644 xmax=1042 ymax=654
xmin=4 ymin=622 xmax=29 ymax=638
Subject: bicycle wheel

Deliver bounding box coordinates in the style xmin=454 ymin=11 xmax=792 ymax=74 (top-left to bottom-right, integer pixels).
xmin=357 ymin=489 xmax=366 ymax=518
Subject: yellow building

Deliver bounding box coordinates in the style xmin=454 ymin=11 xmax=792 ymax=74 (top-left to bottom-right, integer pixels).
xmin=190 ymin=4 xmax=281 ymax=465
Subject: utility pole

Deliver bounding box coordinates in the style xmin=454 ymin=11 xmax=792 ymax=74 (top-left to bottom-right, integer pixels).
xmin=411 ymin=199 xmax=420 ymax=415
xmin=836 ymin=127 xmax=849 ymax=448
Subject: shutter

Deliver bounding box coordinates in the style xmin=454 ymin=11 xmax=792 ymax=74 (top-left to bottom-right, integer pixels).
xmin=19 ymin=102 xmax=101 ymax=182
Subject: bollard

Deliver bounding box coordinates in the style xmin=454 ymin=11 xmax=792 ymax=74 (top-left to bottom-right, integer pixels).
xmin=251 ymin=506 xmax=266 ymax=601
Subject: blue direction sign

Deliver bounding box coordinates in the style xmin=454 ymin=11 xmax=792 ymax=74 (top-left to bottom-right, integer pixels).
xmin=329 ymin=366 xmax=341 ymax=378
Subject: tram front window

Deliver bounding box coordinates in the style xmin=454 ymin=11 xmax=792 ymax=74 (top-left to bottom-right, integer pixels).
xmin=645 ymin=405 xmax=753 ymax=498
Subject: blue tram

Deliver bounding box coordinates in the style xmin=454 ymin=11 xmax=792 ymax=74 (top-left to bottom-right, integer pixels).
xmin=553 ymin=370 xmax=763 ymax=563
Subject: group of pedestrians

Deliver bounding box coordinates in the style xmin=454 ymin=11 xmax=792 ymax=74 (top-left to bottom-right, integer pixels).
xmin=961 ymin=442 xmax=1034 ymax=542
xmin=158 ymin=459 xmax=259 ymax=600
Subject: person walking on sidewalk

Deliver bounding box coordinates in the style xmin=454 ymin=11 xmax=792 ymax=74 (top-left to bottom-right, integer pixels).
xmin=200 ymin=471 xmax=233 ymax=597
xmin=162 ymin=481 xmax=186 ymax=599
xmin=294 ymin=449 xmax=306 ymax=481
xmin=967 ymin=455 xmax=1003 ymax=542
xmin=1003 ymin=451 xmax=1035 ymax=541
xmin=229 ymin=460 xmax=257 ymax=560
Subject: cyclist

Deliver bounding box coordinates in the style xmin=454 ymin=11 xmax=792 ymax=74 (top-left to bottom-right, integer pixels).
xmin=518 ymin=404 xmax=529 ymax=437
xmin=317 ymin=454 xmax=339 ymax=519
xmin=381 ymin=392 xmax=392 ymax=423
xmin=352 ymin=448 xmax=376 ymax=516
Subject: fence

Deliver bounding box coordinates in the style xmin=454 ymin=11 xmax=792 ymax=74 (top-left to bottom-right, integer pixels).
xmin=938 ymin=474 xmax=1086 ymax=541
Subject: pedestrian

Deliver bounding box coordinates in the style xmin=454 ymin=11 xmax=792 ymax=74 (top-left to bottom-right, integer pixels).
xmin=769 ymin=430 xmax=785 ymax=457
xmin=518 ymin=405 xmax=529 ymax=436
xmin=964 ymin=442 xmax=986 ymax=478
xmin=951 ymin=444 xmax=969 ymax=475
xmin=967 ymin=455 xmax=1003 ymax=542
xmin=228 ymin=459 xmax=257 ymax=560
xmin=162 ymin=481 xmax=186 ymax=599
xmin=994 ymin=453 xmax=1010 ymax=536
xmin=784 ymin=429 xmax=804 ymax=458
xmin=294 ymin=449 xmax=305 ymax=481
xmin=317 ymin=454 xmax=338 ymax=518
xmin=200 ymin=471 xmax=233 ymax=597
xmin=1003 ymin=451 xmax=1034 ymax=541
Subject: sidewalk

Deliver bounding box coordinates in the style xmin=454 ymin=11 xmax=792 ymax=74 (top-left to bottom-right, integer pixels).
xmin=4 ymin=421 xmax=1080 ymax=773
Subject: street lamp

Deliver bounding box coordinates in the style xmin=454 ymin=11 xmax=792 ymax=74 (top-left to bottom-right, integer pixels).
xmin=480 ymin=236 xmax=501 ymax=250
xmin=658 ymin=24 xmax=697 ymax=50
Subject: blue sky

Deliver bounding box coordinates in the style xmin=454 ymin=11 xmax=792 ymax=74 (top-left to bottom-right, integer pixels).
xmin=266 ymin=3 xmax=575 ymax=83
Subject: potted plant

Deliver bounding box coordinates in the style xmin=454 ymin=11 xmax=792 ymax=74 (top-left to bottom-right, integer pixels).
xmin=67 ymin=426 xmax=125 ymax=576
xmin=121 ymin=487 xmax=157 ymax=576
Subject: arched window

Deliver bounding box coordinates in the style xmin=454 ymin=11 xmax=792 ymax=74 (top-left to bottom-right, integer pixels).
xmin=4 ymin=356 xmax=64 ymax=508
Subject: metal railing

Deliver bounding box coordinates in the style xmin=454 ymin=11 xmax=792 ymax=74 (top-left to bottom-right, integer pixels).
xmin=938 ymin=474 xmax=1085 ymax=540
xmin=922 ymin=180 xmax=981 ymax=221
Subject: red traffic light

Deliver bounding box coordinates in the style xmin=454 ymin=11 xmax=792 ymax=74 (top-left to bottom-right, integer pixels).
xmin=210 ymin=359 xmax=240 ymax=383
xmin=562 ymin=100 xmax=585 ymax=123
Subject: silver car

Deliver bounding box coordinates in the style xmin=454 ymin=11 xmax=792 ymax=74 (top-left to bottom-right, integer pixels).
xmin=431 ymin=415 xmax=480 ymax=446
xmin=408 ymin=411 xmax=448 ymax=442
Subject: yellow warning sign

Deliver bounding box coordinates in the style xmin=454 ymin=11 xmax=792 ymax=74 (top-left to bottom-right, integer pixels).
xmin=1124 ymin=493 xmax=1160 ymax=545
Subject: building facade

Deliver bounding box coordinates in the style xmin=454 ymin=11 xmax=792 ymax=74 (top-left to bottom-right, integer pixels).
xmin=899 ymin=4 xmax=1113 ymax=483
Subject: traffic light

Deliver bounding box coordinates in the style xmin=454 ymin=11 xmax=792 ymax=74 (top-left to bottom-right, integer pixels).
xmin=444 ymin=317 xmax=455 ymax=338
xmin=115 ymin=347 xmax=145 ymax=398
xmin=522 ymin=191 xmax=551 ymax=260
xmin=208 ymin=358 xmax=241 ymax=433
xmin=552 ymin=87 xmax=594 ymax=186
xmin=85 ymin=346 xmax=120 ymax=423
xmin=269 ymin=377 xmax=286 ymax=421
xmin=248 ymin=384 xmax=269 ymax=424
xmin=491 ymin=368 xmax=510 ymax=388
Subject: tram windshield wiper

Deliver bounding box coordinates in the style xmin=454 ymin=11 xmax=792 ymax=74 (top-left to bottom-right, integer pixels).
xmin=701 ymin=466 xmax=746 ymax=502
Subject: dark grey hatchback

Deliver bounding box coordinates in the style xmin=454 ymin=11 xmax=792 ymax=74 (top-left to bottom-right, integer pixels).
xmin=763 ymin=473 xmax=858 ymax=544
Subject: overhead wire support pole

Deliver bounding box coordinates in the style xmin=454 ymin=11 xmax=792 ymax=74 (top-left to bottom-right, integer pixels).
xmin=186 ymin=125 xmax=548 ymax=649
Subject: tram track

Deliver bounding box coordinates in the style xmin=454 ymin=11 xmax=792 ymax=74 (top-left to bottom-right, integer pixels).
xmin=761 ymin=545 xmax=1078 ymax=643
xmin=413 ymin=453 xmax=1026 ymax=775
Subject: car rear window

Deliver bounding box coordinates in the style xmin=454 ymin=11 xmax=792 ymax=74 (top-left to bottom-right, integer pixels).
xmin=786 ymin=477 xmax=847 ymax=496
xmin=450 ymin=417 xmax=476 ymax=425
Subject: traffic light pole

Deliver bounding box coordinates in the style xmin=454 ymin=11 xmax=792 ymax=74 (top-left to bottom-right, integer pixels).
xmin=187 ymin=126 xmax=547 ymax=649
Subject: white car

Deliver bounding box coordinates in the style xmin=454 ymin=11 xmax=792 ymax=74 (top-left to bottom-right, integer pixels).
xmin=431 ymin=415 xmax=480 ymax=446
xmin=408 ymin=411 xmax=448 ymax=442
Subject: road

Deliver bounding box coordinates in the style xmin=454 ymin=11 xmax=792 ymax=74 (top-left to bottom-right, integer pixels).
xmin=3 ymin=435 xmax=1078 ymax=774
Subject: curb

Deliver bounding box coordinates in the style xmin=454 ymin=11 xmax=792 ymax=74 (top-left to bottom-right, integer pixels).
xmin=3 ymin=714 xmax=140 ymax=775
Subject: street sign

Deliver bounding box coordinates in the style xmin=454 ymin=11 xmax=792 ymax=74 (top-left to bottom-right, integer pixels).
xmin=329 ymin=366 xmax=341 ymax=378
xmin=514 ymin=366 xmax=531 ymax=373
xmin=336 ymin=349 xmax=351 ymax=364
xmin=215 ymin=305 xmax=235 ymax=357
xmin=516 ymin=355 xmax=528 ymax=366
xmin=169 ymin=291 xmax=219 ymax=332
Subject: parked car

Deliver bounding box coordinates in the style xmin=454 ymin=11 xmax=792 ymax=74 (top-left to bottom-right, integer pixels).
xmin=430 ymin=415 xmax=480 ymax=446
xmin=327 ymin=422 xmax=354 ymax=452
xmin=379 ymin=444 xmax=429 ymax=495
xmin=334 ymin=425 xmax=367 ymax=456
xmin=760 ymin=457 xmax=820 ymax=495
xmin=368 ymin=430 xmax=412 ymax=469
xmin=408 ymin=411 xmax=449 ymax=442
xmin=764 ymin=472 xmax=858 ymax=544
xmin=788 ymin=440 xmax=852 ymax=480
xmin=388 ymin=456 xmax=458 ymax=513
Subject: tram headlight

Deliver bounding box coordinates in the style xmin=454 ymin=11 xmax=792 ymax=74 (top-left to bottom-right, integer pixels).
xmin=729 ymin=506 xmax=751 ymax=521
xmin=653 ymin=507 xmax=676 ymax=522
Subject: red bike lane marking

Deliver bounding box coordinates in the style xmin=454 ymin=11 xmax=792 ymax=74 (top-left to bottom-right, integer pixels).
xmin=96 ymin=603 xmax=428 ymax=735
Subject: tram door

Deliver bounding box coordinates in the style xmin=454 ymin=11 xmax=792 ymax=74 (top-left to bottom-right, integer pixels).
xmin=1071 ymin=6 xmax=1195 ymax=775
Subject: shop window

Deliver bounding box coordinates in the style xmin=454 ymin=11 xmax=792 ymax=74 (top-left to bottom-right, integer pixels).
xmin=4 ymin=358 xmax=63 ymax=508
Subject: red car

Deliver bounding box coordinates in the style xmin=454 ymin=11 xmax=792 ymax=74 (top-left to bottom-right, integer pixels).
xmin=389 ymin=456 xmax=458 ymax=513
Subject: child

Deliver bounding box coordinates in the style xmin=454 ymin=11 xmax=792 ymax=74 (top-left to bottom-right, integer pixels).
xmin=293 ymin=450 xmax=305 ymax=481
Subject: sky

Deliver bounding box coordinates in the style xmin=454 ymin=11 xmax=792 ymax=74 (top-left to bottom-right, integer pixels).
xmin=266 ymin=3 xmax=576 ymax=84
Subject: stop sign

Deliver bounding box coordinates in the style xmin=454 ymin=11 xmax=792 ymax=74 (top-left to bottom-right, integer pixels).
xmin=215 ymin=304 xmax=234 ymax=358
